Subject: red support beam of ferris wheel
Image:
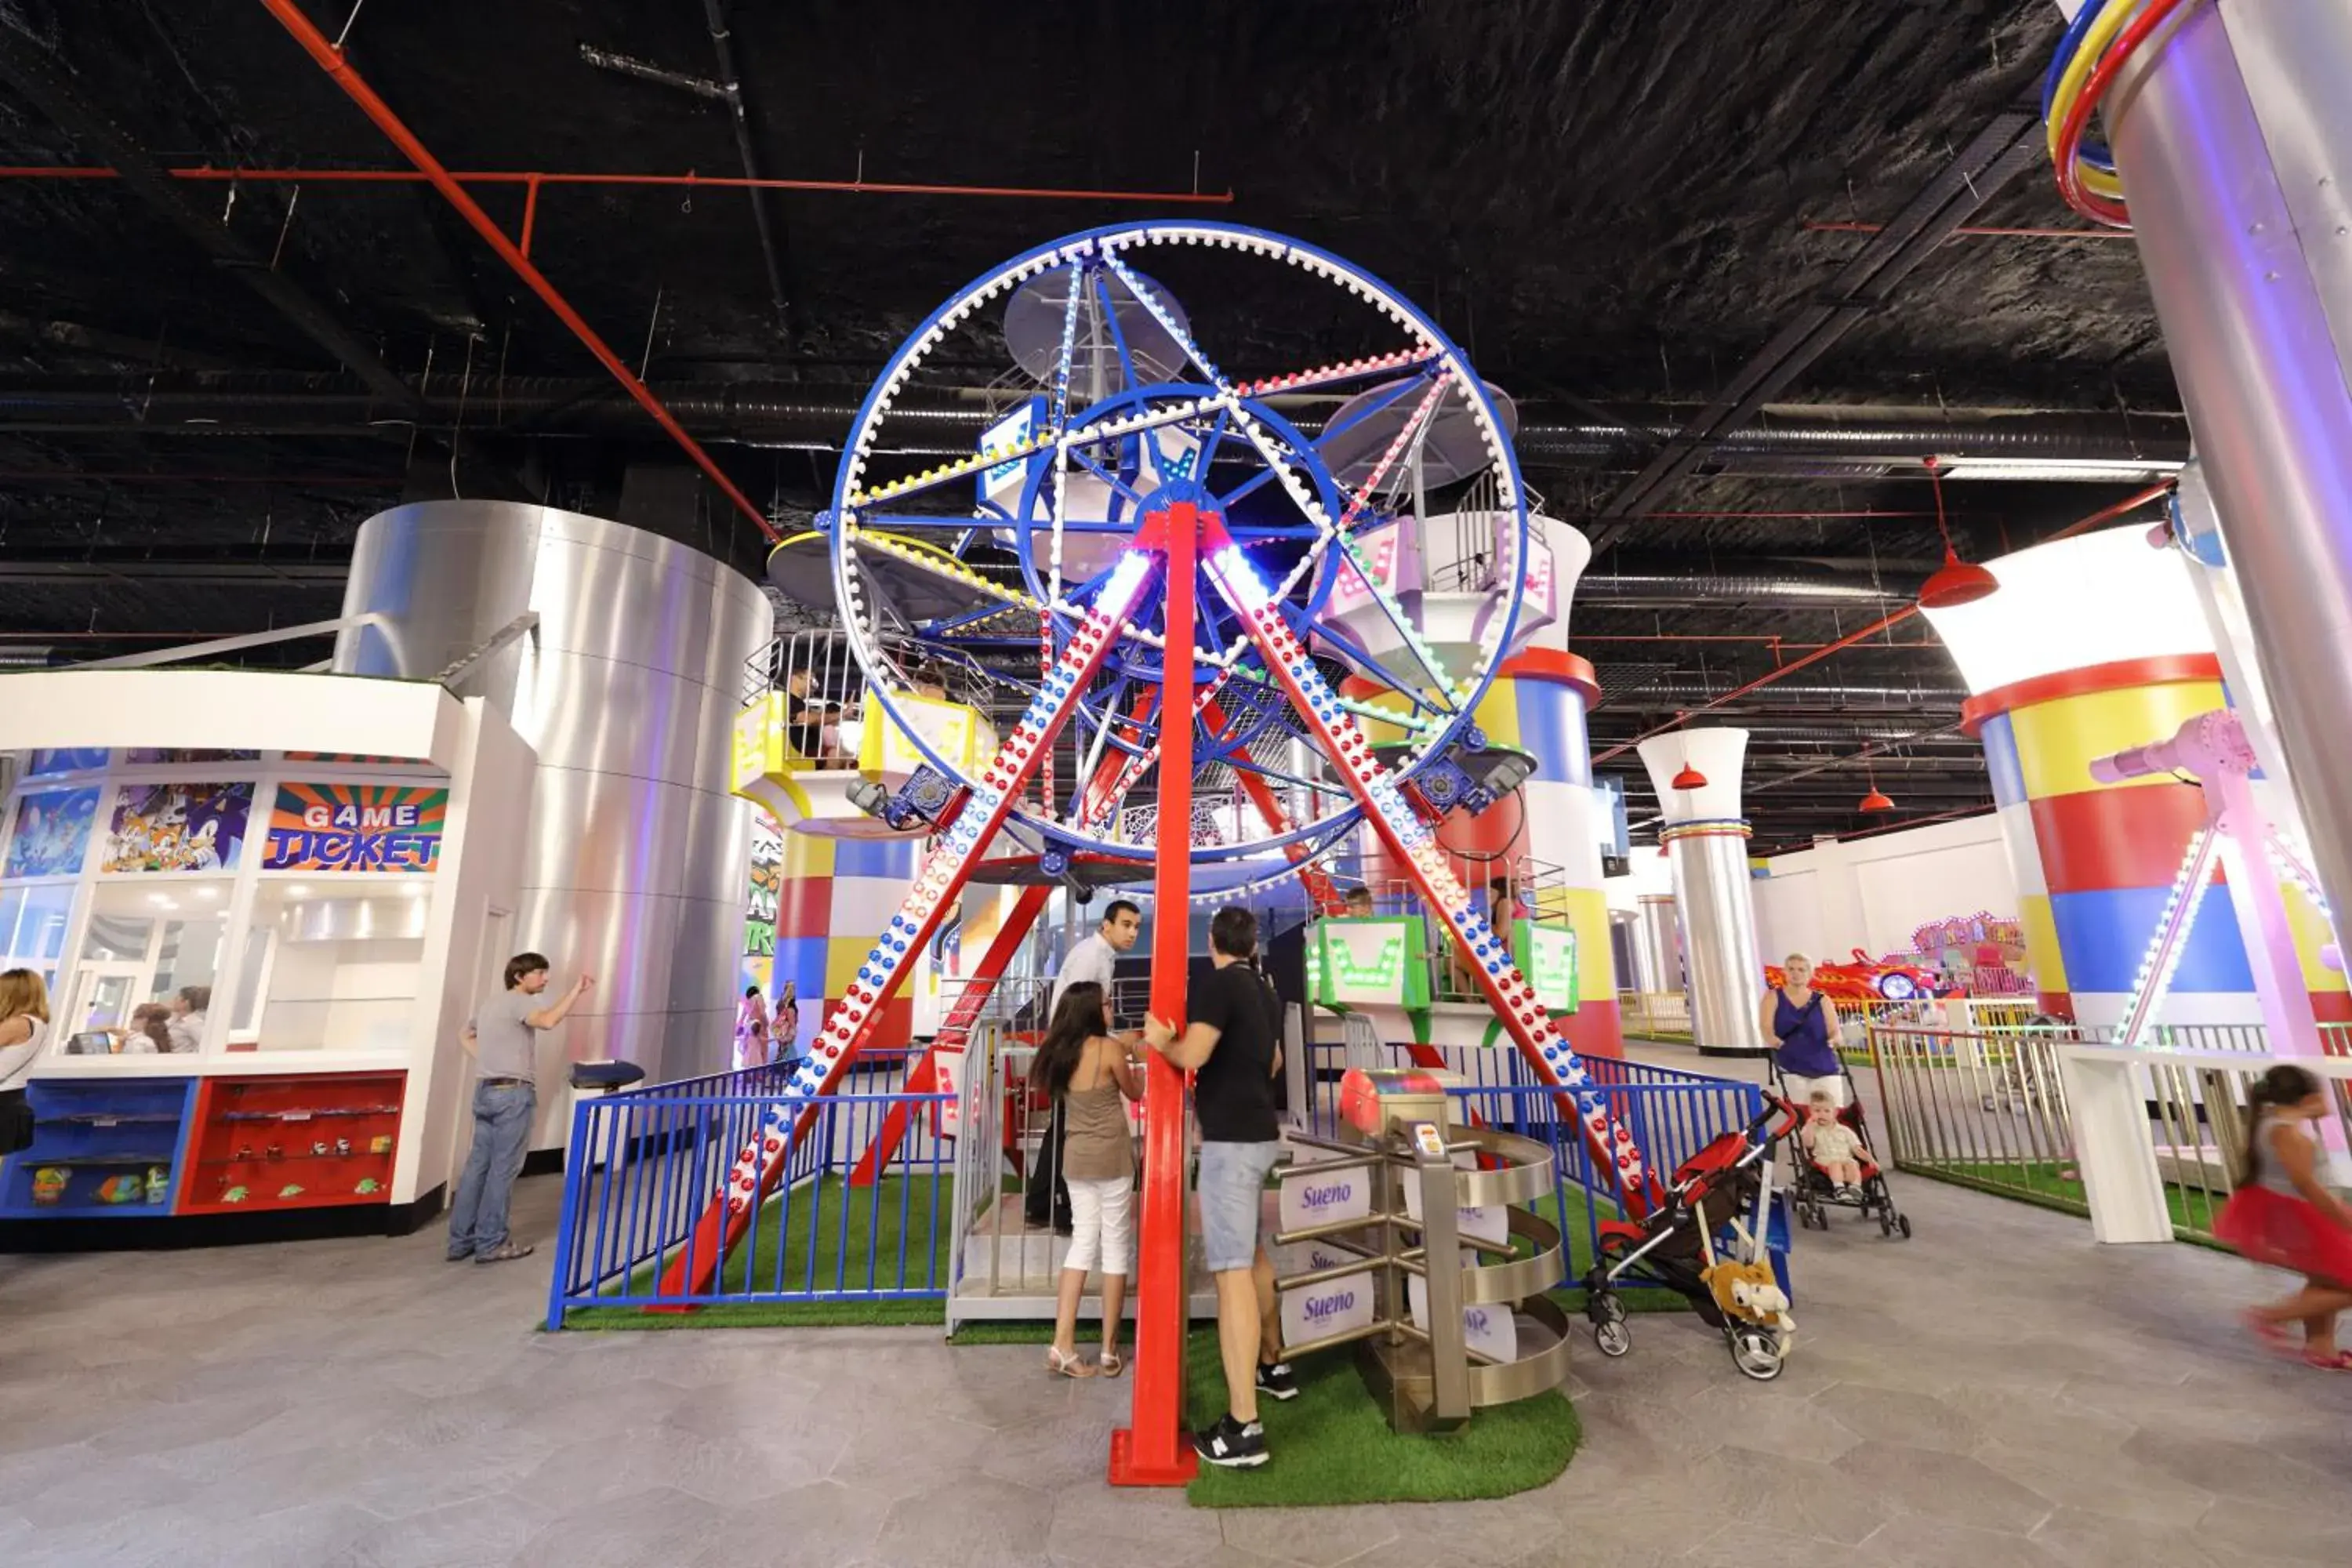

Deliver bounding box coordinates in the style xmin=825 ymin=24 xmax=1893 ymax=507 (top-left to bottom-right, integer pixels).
xmin=1112 ymin=501 xmax=1201 ymax=1485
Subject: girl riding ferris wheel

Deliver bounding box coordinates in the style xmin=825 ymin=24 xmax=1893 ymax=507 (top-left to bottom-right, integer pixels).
xmin=815 ymin=220 xmax=1553 ymax=891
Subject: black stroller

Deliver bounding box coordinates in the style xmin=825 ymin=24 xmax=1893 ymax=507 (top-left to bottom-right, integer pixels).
xmin=1780 ymin=1062 xmax=1911 ymax=1239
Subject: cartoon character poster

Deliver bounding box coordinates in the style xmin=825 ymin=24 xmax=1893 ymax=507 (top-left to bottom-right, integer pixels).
xmin=283 ymin=752 xmax=425 ymax=766
xmin=102 ymin=782 xmax=254 ymax=873
xmin=743 ymin=811 xmax=782 ymax=960
xmin=123 ymin=749 xmax=260 ymax=764
xmin=4 ymin=787 xmax=100 ymax=877
xmin=261 ymin=784 xmax=448 ymax=873
xmin=26 ymin=750 xmax=107 ymax=776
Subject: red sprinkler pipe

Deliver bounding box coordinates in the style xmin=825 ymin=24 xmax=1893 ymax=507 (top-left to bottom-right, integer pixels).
xmin=0 ymin=164 xmax=1236 ymax=205
xmin=1802 ymin=220 xmax=2132 ymax=242
xmin=1592 ymin=482 xmax=2175 ymax=764
xmin=254 ymin=0 xmax=775 ymax=540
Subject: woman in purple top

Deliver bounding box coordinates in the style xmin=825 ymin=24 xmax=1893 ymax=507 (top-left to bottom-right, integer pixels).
xmin=1759 ymin=953 xmax=1847 ymax=1106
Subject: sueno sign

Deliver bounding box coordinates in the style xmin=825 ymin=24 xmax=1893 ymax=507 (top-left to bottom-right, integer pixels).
xmin=1407 ymin=1254 xmax=1521 ymax=1363
xmin=1279 ymin=1272 xmax=1377 ymax=1347
xmin=1399 ymin=1159 xmax=1512 ymax=1247
xmin=1278 ymin=1163 xmax=1372 ymax=1232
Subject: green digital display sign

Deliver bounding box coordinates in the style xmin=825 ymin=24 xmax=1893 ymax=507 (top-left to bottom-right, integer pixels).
xmin=1512 ymin=920 xmax=1580 ymax=1013
xmin=1313 ymin=917 xmax=1430 ymax=1008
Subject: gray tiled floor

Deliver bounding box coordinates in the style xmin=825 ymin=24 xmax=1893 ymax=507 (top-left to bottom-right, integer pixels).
xmin=5 ymin=1160 xmax=2351 ymax=1566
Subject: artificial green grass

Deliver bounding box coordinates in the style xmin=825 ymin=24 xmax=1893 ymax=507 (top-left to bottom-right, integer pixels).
xmin=1183 ymin=1328 xmax=1581 ymax=1508
xmin=1904 ymin=1157 xmax=2230 ymax=1248
xmin=564 ymin=1297 xmax=946 ymax=1330
xmin=557 ymin=1174 xmax=955 ymax=1329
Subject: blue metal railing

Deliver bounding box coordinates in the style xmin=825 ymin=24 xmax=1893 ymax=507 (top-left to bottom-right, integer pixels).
xmin=546 ymin=1070 xmax=953 ymax=1327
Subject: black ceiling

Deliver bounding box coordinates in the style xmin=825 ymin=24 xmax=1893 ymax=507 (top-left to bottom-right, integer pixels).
xmin=0 ymin=0 xmax=2183 ymax=848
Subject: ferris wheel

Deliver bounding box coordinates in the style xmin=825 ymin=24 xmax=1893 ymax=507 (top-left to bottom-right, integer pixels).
xmin=819 ymin=220 xmax=1540 ymax=890
xmin=677 ymin=223 xmax=1648 ymax=1341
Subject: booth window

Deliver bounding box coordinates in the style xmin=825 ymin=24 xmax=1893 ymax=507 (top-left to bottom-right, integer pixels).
xmin=0 ymin=880 xmax=76 ymax=993
xmin=56 ymin=880 xmax=230 ymax=1053
xmin=234 ymin=878 xmax=427 ymax=1053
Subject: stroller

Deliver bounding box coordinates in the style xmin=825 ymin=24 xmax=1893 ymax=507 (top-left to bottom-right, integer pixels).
xmin=1581 ymin=1097 xmax=1802 ymax=1381
xmin=1780 ymin=1063 xmax=1912 ymax=1240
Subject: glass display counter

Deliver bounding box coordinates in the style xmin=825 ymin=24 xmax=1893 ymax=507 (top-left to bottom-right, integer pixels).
xmin=181 ymin=1070 xmax=408 ymax=1214
xmin=0 ymin=1078 xmax=196 ymax=1218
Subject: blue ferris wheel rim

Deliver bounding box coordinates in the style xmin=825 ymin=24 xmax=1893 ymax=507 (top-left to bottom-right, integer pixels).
xmin=826 ymin=219 xmax=1532 ymax=866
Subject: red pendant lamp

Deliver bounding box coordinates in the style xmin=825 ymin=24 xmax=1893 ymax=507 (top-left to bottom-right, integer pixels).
xmin=1668 ymin=737 xmax=1708 ymax=792
xmin=1916 ymin=456 xmax=2000 ymax=609
xmin=1859 ymin=759 xmax=1894 ymax=814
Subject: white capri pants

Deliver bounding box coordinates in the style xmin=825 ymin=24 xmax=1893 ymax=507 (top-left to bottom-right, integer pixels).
xmin=1062 ymin=1176 xmax=1134 ymax=1278
xmin=1781 ymin=1072 xmax=1849 ymax=1109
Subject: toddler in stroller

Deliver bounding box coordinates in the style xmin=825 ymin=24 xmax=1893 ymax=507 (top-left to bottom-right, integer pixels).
xmin=1801 ymin=1094 xmax=1867 ymax=1196
xmin=1783 ymin=1066 xmax=1911 ymax=1238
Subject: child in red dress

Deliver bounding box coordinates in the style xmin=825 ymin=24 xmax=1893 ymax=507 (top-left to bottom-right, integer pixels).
xmin=2216 ymin=1064 xmax=2352 ymax=1370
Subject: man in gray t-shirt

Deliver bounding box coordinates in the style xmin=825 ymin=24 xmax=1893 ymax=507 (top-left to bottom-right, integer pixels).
xmin=446 ymin=952 xmax=593 ymax=1264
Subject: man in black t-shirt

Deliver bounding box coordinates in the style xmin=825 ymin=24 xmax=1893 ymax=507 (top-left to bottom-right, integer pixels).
xmin=1145 ymin=906 xmax=1293 ymax=1469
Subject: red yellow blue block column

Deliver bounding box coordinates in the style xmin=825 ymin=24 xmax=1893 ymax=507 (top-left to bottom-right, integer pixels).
xmin=1966 ymin=655 xmax=2345 ymax=1027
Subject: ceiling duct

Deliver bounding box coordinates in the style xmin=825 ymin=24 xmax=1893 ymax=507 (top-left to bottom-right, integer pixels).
xmin=0 ymin=376 xmax=2190 ymax=478
xmin=1577 ymin=569 xmax=1909 ymax=606
xmin=1601 ymin=674 xmax=1967 ymax=705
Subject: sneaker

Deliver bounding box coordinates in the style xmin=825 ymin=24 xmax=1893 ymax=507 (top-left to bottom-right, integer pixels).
xmin=1192 ymin=1414 xmax=1269 ymax=1468
xmin=475 ymin=1241 xmax=535 ymax=1264
xmin=1254 ymin=1360 xmax=1300 ymax=1402
xmin=445 ymin=1250 xmax=473 ymax=1263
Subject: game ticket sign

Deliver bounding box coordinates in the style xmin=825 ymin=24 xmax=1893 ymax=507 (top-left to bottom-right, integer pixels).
xmin=261 ymin=784 xmax=448 ymax=874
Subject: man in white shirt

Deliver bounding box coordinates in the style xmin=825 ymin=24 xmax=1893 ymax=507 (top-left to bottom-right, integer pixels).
xmin=1030 ymin=899 xmax=1143 ymax=1231
xmin=1053 ymin=898 xmax=1142 ymax=1014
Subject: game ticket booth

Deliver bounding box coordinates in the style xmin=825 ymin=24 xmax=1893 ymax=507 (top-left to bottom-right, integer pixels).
xmin=0 ymin=668 xmax=532 ymax=1242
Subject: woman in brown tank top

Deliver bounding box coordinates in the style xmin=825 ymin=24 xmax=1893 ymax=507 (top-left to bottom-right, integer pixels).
xmin=1035 ymin=982 xmax=1144 ymax=1376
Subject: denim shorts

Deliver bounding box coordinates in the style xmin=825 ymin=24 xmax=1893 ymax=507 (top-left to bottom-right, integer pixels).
xmin=1196 ymin=1139 xmax=1285 ymax=1273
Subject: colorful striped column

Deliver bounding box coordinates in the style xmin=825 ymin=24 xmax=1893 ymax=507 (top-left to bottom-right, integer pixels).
xmin=1928 ymin=528 xmax=2345 ymax=1030
xmin=769 ymin=832 xmax=924 ymax=1056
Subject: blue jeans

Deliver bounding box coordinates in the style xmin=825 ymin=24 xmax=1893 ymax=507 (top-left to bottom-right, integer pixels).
xmin=447 ymin=1080 xmax=535 ymax=1258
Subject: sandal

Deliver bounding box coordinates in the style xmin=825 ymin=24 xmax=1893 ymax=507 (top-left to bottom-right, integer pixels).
xmin=1045 ymin=1347 xmax=1096 ymax=1379
xmin=1098 ymin=1348 xmax=1125 ymax=1377
xmin=2244 ymin=1310 xmax=2297 ymax=1357
xmin=2301 ymin=1348 xmax=2352 ymax=1372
